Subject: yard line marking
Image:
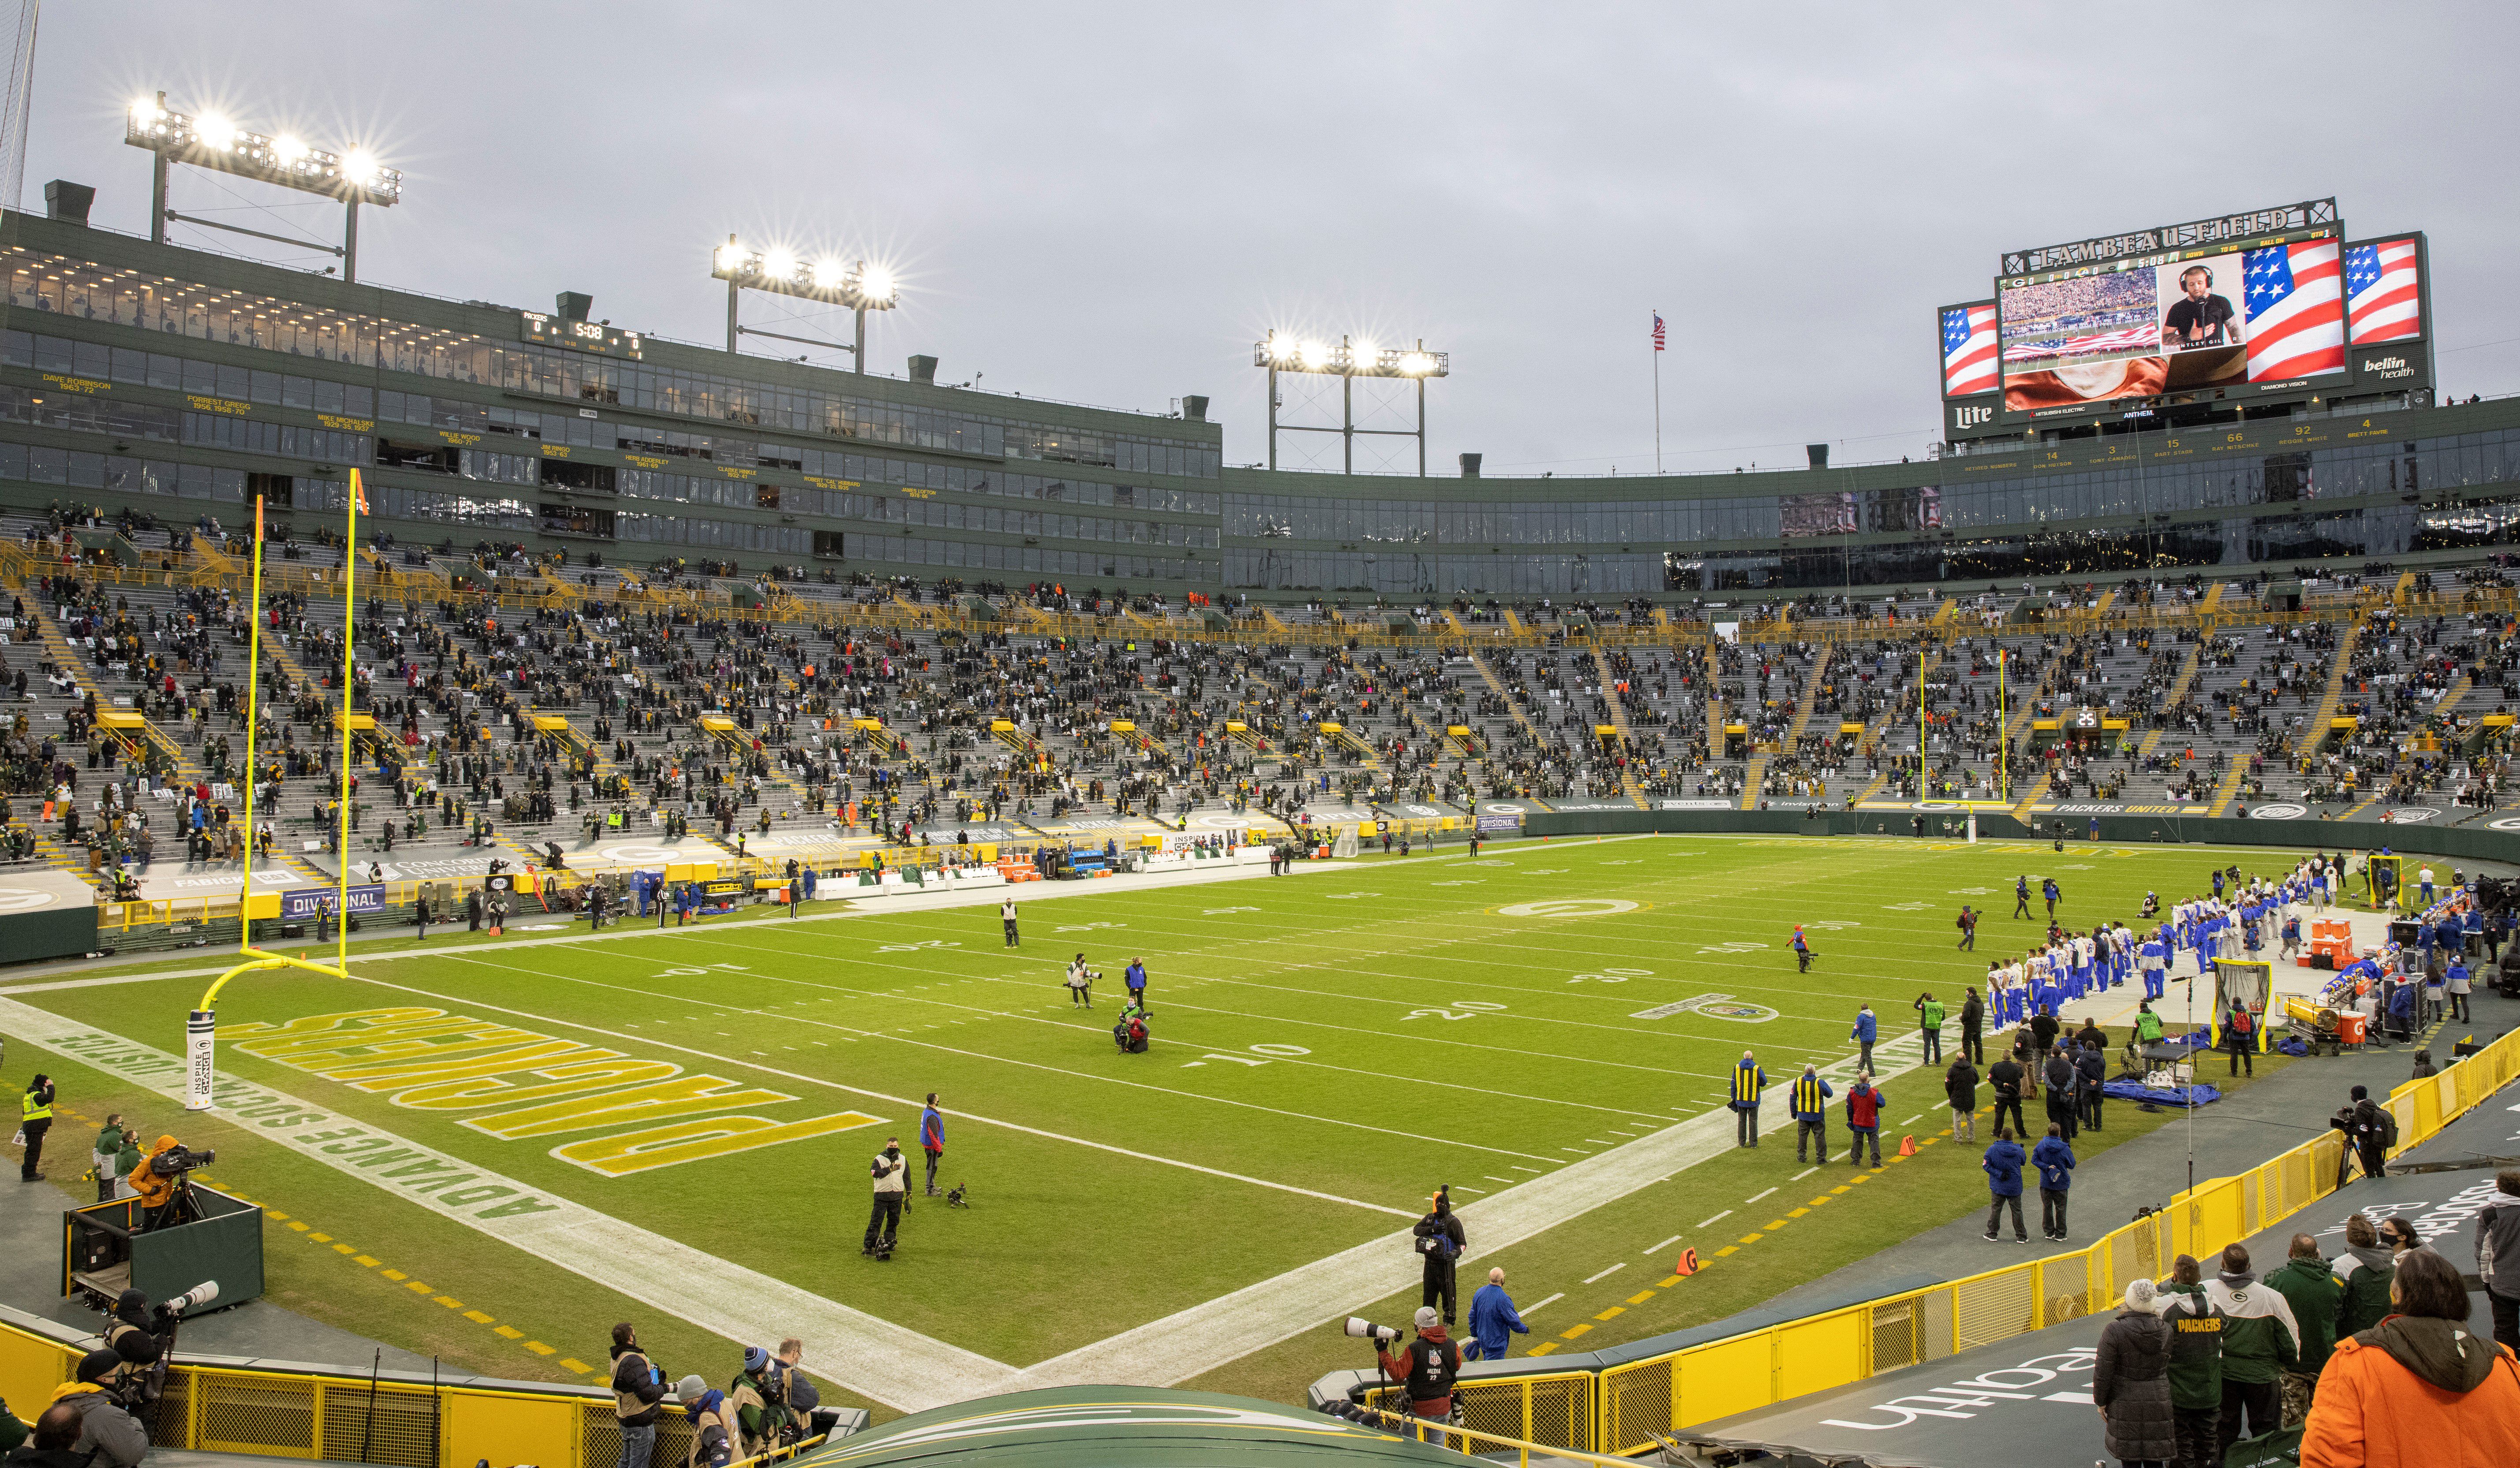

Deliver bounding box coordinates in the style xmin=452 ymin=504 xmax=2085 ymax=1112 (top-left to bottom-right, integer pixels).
xmin=1583 ymin=1139 xmax=1617 ymax=1146
xmin=1902 ymin=1113 xmax=1926 ymax=1125
xmin=1791 ymin=1166 xmax=1818 ymax=1181
xmin=1745 ymin=1187 xmax=1777 ymax=1203
xmin=1521 ymin=1293 xmax=1564 ymax=1315
xmin=1698 ymin=1210 xmax=1732 ymax=1227
xmin=1485 ymin=1176 xmax=1516 ymax=1185
xmin=343 ymin=960 xmax=1422 ymax=1218
xmin=460 ymin=950 xmax=1567 ymax=1167
xmin=0 ymin=993 xmax=1011 ymax=1412
xmin=1583 ymin=1262 xmax=1626 ymax=1284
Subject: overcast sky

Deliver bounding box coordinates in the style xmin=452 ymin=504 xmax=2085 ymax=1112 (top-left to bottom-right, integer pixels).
xmin=19 ymin=2 xmax=2520 ymax=480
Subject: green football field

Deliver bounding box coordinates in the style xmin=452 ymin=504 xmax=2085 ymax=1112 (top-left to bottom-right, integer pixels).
xmin=0 ymin=833 xmax=2315 ymax=1413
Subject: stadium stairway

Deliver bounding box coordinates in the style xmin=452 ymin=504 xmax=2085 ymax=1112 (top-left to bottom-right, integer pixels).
xmin=2134 ymin=635 xmax=2210 ymax=762
xmin=1741 ymin=644 xmax=1834 ymax=810
xmin=2293 ymin=616 xmax=2366 ymax=768
xmin=1586 ymin=645 xmax=1648 ymax=808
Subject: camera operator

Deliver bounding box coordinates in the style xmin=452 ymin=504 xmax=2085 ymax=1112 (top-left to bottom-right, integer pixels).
xmin=102 ymin=1292 xmax=158 ymax=1371
xmin=127 ymin=1136 xmax=212 ymax=1233
xmin=774 ymin=1340 xmax=840 ymax=1441
xmin=1374 ymin=1307 xmax=1463 ymax=1421
xmin=1411 ymin=1188 xmax=1466 ymax=1326
xmin=45 ymin=1351 xmax=146 ymax=1465
xmin=607 ymin=1321 xmax=665 ymax=1468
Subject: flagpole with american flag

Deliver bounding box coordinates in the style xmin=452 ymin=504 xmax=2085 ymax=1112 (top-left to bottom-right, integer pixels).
xmin=1650 ymin=310 xmax=1666 ymax=473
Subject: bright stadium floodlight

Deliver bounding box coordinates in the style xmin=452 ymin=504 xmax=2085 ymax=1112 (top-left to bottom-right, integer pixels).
xmin=125 ymin=93 xmax=399 ymax=282
xmin=712 ymin=235 xmax=901 ymax=373
xmin=1252 ymin=331 xmax=1450 ymax=475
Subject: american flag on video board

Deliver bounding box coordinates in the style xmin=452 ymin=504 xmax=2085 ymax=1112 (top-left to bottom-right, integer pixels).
xmin=2346 ymin=238 xmax=2422 ymax=344
xmin=2243 ymin=241 xmax=2345 ymax=381
xmin=1940 ymin=304 xmax=1996 ymax=396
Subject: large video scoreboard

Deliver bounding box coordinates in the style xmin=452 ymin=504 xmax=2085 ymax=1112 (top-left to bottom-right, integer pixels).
xmin=1939 ymin=200 xmax=2432 ymax=442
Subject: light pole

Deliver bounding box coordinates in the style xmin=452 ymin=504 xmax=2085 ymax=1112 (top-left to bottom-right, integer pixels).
xmin=1254 ymin=332 xmax=1448 ymax=475
xmin=124 ymin=93 xmax=400 ymax=282
xmin=712 ymin=238 xmax=899 ymax=372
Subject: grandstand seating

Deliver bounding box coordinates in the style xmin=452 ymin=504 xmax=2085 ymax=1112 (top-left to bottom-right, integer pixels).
xmin=5 ymin=507 xmax=2518 ymax=912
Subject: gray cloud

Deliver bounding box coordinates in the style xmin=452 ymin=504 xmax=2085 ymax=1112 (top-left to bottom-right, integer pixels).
xmin=24 ymin=2 xmax=2517 ymax=477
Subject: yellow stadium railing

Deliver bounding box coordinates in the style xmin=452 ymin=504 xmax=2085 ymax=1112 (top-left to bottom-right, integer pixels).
xmin=0 ymin=1301 xmax=838 ymax=1467
xmin=1339 ymin=1024 xmax=2520 ymax=1459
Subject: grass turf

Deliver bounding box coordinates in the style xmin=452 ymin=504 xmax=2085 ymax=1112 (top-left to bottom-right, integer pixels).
xmin=1 ymin=833 xmax=2317 ymax=1406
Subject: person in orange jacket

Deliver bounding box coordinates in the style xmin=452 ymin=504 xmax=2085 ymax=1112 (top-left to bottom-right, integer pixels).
xmin=2300 ymin=1247 xmax=2520 ymax=1468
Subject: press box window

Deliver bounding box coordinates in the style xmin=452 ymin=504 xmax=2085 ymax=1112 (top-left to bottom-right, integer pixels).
xmin=812 ymin=530 xmax=846 ymax=559
xmin=540 ymin=461 xmax=616 ymax=495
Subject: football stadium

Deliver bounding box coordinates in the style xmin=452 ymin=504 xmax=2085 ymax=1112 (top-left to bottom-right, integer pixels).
xmin=4 ymin=10 xmax=2520 ymax=1468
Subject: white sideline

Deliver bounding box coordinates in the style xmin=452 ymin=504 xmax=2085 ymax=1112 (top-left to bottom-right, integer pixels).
xmin=1007 ymin=1037 xmax=1926 ymax=1390
xmin=0 ymin=993 xmax=1019 ymax=1412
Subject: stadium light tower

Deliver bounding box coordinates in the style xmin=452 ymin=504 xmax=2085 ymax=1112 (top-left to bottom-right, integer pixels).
xmin=712 ymin=236 xmax=899 ymax=373
xmin=124 ymin=93 xmax=400 ymax=283
xmin=1254 ymin=332 xmax=1449 ymax=475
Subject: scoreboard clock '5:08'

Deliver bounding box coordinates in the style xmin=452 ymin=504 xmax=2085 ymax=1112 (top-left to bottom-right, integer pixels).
xmin=519 ymin=310 xmax=643 ymax=359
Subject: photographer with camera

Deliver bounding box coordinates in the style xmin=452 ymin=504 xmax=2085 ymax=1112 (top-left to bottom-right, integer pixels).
xmin=1411 ymin=1188 xmax=1466 ymax=1326
xmin=672 ymin=1377 xmax=734 ymax=1468
xmin=863 ymin=1137 xmax=907 ymax=1259
xmin=774 ymin=1340 xmax=840 ymax=1441
xmin=43 ymin=1351 xmax=146 ymax=1465
xmin=1368 ymin=1308 xmax=1463 ymax=1421
xmin=729 ymin=1346 xmax=795 ymax=1457
xmin=607 ymin=1322 xmax=665 ymax=1468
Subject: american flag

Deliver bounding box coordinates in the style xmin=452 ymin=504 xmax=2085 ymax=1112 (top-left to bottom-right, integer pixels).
xmin=2346 ymin=238 xmax=2422 ymax=344
xmin=1940 ymin=304 xmax=1997 ymax=395
xmin=1999 ymin=326 xmax=2155 ymax=363
xmin=1652 ymin=312 xmax=1666 ymax=352
xmin=2243 ymin=241 xmax=2345 ymax=382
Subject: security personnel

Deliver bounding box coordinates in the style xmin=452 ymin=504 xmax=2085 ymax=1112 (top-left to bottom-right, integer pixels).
xmin=1374 ymin=1306 xmax=1463 ymax=1420
xmin=18 ymin=1073 xmax=53 ymax=1182
xmin=1789 ymin=1064 xmax=1833 ymax=1164
xmin=1728 ymin=1050 xmax=1769 ymax=1148
xmin=862 ymin=1136 xmax=907 ymax=1258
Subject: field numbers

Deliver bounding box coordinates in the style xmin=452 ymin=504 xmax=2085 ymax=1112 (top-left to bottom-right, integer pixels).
xmin=653 ymin=964 xmax=750 ymax=976
xmin=1401 ymin=1000 xmax=1509 ymax=1022
xmin=1568 ymin=966 xmax=1654 ymax=984
xmin=874 ymin=939 xmax=962 ymax=953
xmin=1183 ymin=1042 xmax=1315 ymax=1068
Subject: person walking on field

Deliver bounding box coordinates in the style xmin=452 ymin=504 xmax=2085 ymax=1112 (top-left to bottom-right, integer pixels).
xmin=919 ymin=1094 xmax=945 ymax=1197
xmin=1792 ymin=925 xmax=1814 ymax=973
xmin=1000 ymin=897 xmax=1019 ymax=948
xmin=2300 ymin=1245 xmax=2520 ymax=1468
xmin=1729 ymin=1050 xmax=1768 ymax=1148
xmin=1790 ymin=1064 xmax=1833 ymax=1165
xmin=2093 ymin=1278 xmax=2179 ymax=1468
xmin=1956 ymin=905 xmax=1978 ymax=951
xmin=1850 ymin=1002 xmax=1877 ymax=1073
xmin=1915 ymin=991 xmax=1945 ymax=1065
xmin=1466 ymin=1267 xmax=1529 ymax=1362
xmin=1960 ymin=986 xmax=1985 ymax=1065
xmin=1982 ymin=1127 xmax=2028 ymax=1243
xmin=2015 ymin=874 xmax=2032 ymax=920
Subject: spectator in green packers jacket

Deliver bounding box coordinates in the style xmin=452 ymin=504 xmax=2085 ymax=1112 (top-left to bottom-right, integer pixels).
xmin=2203 ymin=1243 xmax=2301 ymax=1462
xmin=2266 ymin=1232 xmax=2345 ymax=1427
xmin=2159 ymin=1253 xmax=2228 ymax=1468
xmin=2335 ymin=1213 xmax=2413 ymax=1339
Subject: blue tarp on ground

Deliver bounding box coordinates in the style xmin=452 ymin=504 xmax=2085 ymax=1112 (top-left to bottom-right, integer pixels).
xmin=2102 ymin=1079 xmax=2225 ymax=1105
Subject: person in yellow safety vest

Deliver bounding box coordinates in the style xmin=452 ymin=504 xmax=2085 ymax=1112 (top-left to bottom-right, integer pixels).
xmin=1791 ymin=1064 xmax=1836 ymax=1164
xmin=1727 ymin=1051 xmax=1769 ymax=1149
xmin=19 ymin=1073 xmax=54 ymax=1181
